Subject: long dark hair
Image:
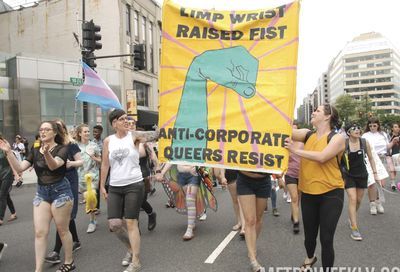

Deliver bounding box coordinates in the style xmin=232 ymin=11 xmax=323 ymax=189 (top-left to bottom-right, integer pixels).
xmin=322 ymin=103 xmax=341 ymax=130
xmin=39 ymin=121 xmax=66 ymax=145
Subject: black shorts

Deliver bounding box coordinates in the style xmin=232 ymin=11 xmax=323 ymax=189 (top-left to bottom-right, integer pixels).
xmin=107 ymin=182 xmax=145 ymax=220
xmin=285 ymin=175 xmax=298 ymax=185
xmin=344 ymin=175 xmax=367 ymax=189
xmin=236 ymin=172 xmax=271 ymax=199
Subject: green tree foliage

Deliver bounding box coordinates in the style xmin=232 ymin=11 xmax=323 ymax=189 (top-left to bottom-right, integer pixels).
xmin=334 ymin=94 xmax=359 ymax=123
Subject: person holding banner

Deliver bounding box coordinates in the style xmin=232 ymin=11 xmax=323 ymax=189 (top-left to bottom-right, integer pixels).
xmin=236 ymin=170 xmax=271 ymax=272
xmin=214 ymin=168 xmax=245 ymax=236
xmin=285 ymin=104 xmax=345 ymax=271
xmin=156 ymin=163 xmax=201 ymax=241
xmin=99 ymin=109 xmax=159 ymax=272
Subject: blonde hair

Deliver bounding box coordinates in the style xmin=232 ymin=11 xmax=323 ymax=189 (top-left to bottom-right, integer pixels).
xmin=76 ymin=124 xmax=89 ymax=143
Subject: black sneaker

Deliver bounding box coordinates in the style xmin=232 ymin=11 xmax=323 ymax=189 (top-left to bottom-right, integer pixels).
xmin=0 ymin=242 xmax=7 ymax=261
xmin=148 ymin=212 xmax=157 ymax=231
xmin=293 ymin=222 xmax=300 ymax=234
xmin=44 ymin=251 xmax=61 ymax=264
xmin=72 ymin=241 xmax=81 ymax=252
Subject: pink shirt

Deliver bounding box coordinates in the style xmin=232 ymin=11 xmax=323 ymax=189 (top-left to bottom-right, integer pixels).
xmin=286 ymin=142 xmax=304 ymax=178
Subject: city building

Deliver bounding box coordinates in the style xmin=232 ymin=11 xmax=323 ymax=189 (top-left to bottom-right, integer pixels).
xmin=329 ymin=32 xmax=400 ymax=114
xmin=0 ymin=0 xmax=161 ymax=140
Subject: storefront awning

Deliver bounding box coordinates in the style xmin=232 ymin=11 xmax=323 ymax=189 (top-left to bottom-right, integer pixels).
xmin=137 ymin=109 xmax=159 ymax=127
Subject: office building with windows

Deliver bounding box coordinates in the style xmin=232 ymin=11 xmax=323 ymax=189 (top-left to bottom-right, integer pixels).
xmin=0 ymin=0 xmax=161 ymax=139
xmin=329 ymin=32 xmax=400 ymax=114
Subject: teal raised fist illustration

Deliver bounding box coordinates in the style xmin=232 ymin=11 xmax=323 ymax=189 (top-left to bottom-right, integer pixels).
xmin=171 ymin=46 xmax=259 ymax=162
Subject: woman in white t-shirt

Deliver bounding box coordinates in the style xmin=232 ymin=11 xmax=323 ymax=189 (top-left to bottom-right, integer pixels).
xmin=362 ymin=118 xmax=398 ymax=215
xmin=100 ymin=109 xmax=159 ymax=272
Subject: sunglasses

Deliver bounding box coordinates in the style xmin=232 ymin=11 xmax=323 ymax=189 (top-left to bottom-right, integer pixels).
xmin=350 ymin=126 xmax=361 ymax=131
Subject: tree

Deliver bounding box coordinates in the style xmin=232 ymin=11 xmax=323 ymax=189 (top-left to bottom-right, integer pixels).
xmin=334 ymin=94 xmax=359 ymax=124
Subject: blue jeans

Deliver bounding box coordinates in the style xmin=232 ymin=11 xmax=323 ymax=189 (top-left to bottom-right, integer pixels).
xmin=33 ymin=178 xmax=74 ymax=208
xmin=177 ymin=172 xmax=200 ymax=187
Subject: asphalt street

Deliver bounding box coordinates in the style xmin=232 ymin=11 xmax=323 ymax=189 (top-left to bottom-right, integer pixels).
xmin=1 ymin=180 xmax=400 ymax=272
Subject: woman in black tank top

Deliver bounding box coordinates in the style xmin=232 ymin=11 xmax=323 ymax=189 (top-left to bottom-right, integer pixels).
xmin=344 ymin=122 xmax=378 ymax=241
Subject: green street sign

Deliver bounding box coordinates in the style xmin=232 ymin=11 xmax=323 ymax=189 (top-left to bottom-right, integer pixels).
xmin=70 ymin=77 xmax=84 ymax=86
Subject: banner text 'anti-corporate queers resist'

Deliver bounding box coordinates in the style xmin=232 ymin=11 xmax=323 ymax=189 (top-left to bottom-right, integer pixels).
xmin=160 ymin=128 xmax=289 ymax=168
xmin=176 ymin=5 xmax=288 ymax=41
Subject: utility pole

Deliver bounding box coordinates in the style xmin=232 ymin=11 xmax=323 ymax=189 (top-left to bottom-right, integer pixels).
xmin=82 ymin=0 xmax=88 ymax=123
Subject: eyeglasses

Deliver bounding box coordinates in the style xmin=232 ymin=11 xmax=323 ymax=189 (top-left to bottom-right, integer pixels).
xmin=369 ymin=124 xmax=378 ymax=128
xmin=39 ymin=128 xmax=53 ymax=133
xmin=117 ymin=116 xmax=128 ymax=122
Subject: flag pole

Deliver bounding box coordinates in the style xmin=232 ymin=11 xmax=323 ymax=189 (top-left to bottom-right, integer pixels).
xmin=73 ymin=96 xmax=78 ymax=129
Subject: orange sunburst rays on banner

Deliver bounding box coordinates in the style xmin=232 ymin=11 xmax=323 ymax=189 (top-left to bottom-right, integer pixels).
xmin=160 ymin=0 xmax=299 ymax=171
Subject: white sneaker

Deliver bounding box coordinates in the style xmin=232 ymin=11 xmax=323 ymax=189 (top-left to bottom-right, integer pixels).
xmin=286 ymin=194 xmax=292 ymax=203
xmin=283 ymin=192 xmax=288 ymax=200
xmin=86 ymin=221 xmax=97 ymax=233
xmin=369 ymin=202 xmax=377 ymax=215
xmin=199 ymin=213 xmax=207 ymax=221
xmin=376 ymin=201 xmax=384 ymax=214
xmin=121 ymin=251 xmax=132 ymax=266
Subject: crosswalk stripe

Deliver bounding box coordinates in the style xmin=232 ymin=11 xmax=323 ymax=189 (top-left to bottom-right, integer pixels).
xmin=204 ymin=230 xmax=238 ymax=264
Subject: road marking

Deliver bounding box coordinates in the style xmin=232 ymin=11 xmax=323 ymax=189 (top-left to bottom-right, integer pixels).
xmin=204 ymin=230 xmax=238 ymax=264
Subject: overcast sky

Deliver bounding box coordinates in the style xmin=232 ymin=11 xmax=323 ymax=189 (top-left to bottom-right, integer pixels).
xmin=5 ymin=0 xmax=400 ymax=108
xmin=156 ymin=0 xmax=400 ymax=108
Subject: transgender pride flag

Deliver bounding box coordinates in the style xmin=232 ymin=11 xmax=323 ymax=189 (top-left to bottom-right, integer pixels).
xmin=76 ymin=62 xmax=123 ymax=110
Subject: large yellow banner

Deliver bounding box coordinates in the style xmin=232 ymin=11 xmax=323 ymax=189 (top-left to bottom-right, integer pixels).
xmin=159 ymin=0 xmax=300 ymax=173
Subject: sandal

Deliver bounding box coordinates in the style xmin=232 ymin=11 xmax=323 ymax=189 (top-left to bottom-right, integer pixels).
xmin=8 ymin=214 xmax=17 ymax=222
xmin=300 ymin=256 xmax=317 ymax=271
xmin=232 ymin=223 xmax=241 ymax=231
xmin=239 ymin=230 xmax=245 ymax=239
xmin=56 ymin=261 xmax=76 ymax=272
xmin=250 ymin=260 xmax=265 ymax=272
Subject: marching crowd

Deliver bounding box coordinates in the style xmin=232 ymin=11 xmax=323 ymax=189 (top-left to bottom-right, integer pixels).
xmin=0 ymin=104 xmax=400 ymax=272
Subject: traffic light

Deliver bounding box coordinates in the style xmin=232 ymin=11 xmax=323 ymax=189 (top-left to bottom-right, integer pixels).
xmin=82 ymin=52 xmax=97 ymax=69
xmin=82 ymin=20 xmax=102 ymax=52
xmin=133 ymin=44 xmax=146 ymax=70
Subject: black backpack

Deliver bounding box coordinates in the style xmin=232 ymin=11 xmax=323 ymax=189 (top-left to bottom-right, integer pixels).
xmin=304 ymin=130 xmax=366 ymax=176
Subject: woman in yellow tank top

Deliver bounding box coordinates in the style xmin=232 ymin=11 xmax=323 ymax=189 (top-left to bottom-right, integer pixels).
xmin=285 ymin=104 xmax=345 ymax=271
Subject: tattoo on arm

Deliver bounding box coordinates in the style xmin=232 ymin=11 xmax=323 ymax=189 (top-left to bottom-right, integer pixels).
xmin=133 ymin=130 xmax=160 ymax=143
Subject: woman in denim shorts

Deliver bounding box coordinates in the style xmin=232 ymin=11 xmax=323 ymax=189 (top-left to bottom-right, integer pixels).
xmin=0 ymin=121 xmax=75 ymax=272
xmin=236 ymin=170 xmax=271 ymax=272
xmin=99 ymin=109 xmax=159 ymax=272
xmin=156 ymin=164 xmax=201 ymax=241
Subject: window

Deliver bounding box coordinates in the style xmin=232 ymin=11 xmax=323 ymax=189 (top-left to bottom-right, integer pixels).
xmin=345 ymin=65 xmax=358 ymax=70
xmin=126 ymin=4 xmax=131 ymax=35
xmin=134 ymin=81 xmax=149 ymax=107
xmin=149 ymin=22 xmax=153 ymax=73
xmin=142 ymin=17 xmax=146 ymax=42
xmin=40 ymin=83 xmax=83 ymax=126
xmin=134 ymin=11 xmax=139 ymax=41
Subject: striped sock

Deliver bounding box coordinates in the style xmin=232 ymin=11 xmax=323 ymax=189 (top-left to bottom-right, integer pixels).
xmin=186 ymin=186 xmax=197 ymax=229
